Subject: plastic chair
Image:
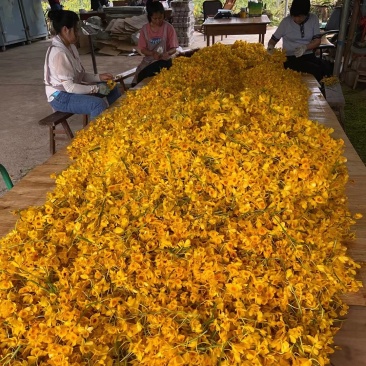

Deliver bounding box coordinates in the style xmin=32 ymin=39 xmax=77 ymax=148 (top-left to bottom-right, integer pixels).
xmin=314 ymin=6 xmax=342 ymax=60
xmin=0 ymin=164 xmax=13 ymax=190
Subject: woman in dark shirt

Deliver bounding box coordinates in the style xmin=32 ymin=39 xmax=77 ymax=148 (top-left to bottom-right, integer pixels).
xmin=267 ymin=0 xmax=331 ymax=81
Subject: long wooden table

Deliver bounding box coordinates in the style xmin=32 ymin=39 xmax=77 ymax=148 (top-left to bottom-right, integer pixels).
xmin=0 ymin=76 xmax=366 ymax=364
xmin=203 ymin=15 xmax=271 ymax=46
xmin=304 ymin=75 xmax=366 ymax=366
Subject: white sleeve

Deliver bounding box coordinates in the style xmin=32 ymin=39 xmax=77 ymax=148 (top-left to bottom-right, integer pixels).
xmin=52 ymin=52 xmax=98 ymax=94
xmin=82 ymin=73 xmax=101 ymax=83
xmin=62 ymin=80 xmax=98 ymax=94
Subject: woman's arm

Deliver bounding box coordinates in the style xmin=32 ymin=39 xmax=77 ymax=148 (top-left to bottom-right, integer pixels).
xmin=303 ymin=37 xmax=321 ymax=51
xmin=267 ymin=39 xmax=277 ymax=48
xmin=141 ymin=48 xmax=161 ymax=60
xmin=161 ymin=47 xmax=177 ymax=60
xmin=297 ymin=14 xmax=321 ymax=52
xmin=62 ymin=80 xmax=98 ymax=94
xmin=50 ymin=51 xmax=97 ymax=94
xmin=161 ymin=23 xmax=179 ymax=60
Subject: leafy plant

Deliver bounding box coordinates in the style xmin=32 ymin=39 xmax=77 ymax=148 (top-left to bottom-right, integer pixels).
xmin=42 ymin=0 xmax=92 ymax=12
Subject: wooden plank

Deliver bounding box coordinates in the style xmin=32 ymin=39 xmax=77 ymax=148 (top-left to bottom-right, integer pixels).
xmin=331 ymin=306 xmax=366 ymax=365
xmin=297 ymin=75 xmax=366 ymax=365
xmin=39 ymin=111 xmax=74 ymax=126
xmin=305 ymin=74 xmax=366 ymax=307
xmin=0 ymin=147 xmax=70 ymax=237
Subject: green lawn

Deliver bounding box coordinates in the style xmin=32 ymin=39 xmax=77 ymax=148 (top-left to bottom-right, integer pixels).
xmin=342 ymin=84 xmax=366 ymax=164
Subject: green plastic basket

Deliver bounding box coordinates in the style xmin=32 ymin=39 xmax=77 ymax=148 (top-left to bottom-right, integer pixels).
xmin=248 ymin=1 xmax=263 ymax=17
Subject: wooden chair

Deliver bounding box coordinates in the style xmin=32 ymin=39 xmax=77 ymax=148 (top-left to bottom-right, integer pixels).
xmin=114 ymin=67 xmax=137 ymax=92
xmin=201 ymin=1 xmax=224 ymax=41
xmin=314 ymin=7 xmax=342 ymax=61
xmin=203 ymin=0 xmax=223 ymax=20
xmin=223 ymin=0 xmax=236 ymax=10
xmin=352 ymin=54 xmax=366 ymax=89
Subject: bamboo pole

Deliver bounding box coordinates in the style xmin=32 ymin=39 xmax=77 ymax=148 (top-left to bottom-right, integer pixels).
xmin=341 ymin=0 xmax=361 ymax=80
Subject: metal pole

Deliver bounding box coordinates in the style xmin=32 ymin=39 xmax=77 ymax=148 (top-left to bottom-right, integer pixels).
xmin=333 ymin=0 xmax=351 ymax=77
xmin=284 ymin=0 xmax=289 ymax=17
xmin=341 ymin=0 xmax=360 ymax=80
xmin=88 ymin=34 xmax=98 ymax=74
xmin=0 ymin=16 xmax=7 ymax=51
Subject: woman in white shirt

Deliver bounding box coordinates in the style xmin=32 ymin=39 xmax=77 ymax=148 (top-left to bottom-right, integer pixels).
xmin=44 ymin=10 xmax=121 ymax=119
xmin=267 ymin=0 xmax=330 ymax=82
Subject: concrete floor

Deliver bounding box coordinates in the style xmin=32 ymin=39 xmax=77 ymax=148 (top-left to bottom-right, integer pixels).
xmin=0 ymin=28 xmax=279 ymax=196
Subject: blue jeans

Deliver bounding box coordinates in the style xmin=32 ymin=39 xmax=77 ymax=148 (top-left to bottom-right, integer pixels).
xmin=49 ymin=86 xmax=121 ymax=119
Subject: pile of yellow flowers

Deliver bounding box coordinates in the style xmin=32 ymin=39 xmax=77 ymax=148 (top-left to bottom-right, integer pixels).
xmin=320 ymin=76 xmax=340 ymax=87
xmin=0 ymin=42 xmax=362 ymax=366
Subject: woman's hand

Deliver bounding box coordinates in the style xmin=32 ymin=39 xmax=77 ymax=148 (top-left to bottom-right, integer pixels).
xmin=99 ymin=73 xmax=114 ymax=81
xmin=98 ymin=83 xmax=111 ymax=95
xmin=294 ymin=45 xmax=307 ymax=58
xmin=152 ymin=51 xmax=163 ymax=60
xmin=161 ymin=52 xmax=170 ymax=60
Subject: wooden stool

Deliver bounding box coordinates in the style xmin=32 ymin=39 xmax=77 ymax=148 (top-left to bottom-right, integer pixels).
xmin=39 ymin=112 xmax=89 ymax=155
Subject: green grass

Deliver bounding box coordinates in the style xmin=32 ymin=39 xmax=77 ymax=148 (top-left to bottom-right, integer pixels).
xmin=342 ymin=84 xmax=366 ymax=164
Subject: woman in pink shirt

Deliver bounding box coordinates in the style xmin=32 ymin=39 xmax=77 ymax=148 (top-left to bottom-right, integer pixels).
xmin=133 ymin=1 xmax=178 ymax=85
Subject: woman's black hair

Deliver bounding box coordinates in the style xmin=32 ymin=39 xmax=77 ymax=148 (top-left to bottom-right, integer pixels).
xmin=147 ymin=1 xmax=165 ymax=23
xmin=290 ymin=0 xmax=310 ymax=17
xmin=48 ymin=10 xmax=79 ymax=34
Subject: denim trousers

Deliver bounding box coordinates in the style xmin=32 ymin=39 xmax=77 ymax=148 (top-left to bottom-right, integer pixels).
xmin=49 ymin=86 xmax=121 ymax=119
